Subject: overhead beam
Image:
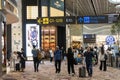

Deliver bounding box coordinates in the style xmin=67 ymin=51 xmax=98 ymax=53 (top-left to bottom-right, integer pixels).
xmin=90 ymin=0 xmax=97 ymax=15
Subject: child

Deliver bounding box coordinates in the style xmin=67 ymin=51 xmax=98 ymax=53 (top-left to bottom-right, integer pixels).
xmin=13 ymin=51 xmax=20 ymax=71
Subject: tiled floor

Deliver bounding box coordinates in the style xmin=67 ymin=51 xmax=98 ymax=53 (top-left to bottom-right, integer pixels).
xmin=1 ymin=61 xmax=120 ymax=80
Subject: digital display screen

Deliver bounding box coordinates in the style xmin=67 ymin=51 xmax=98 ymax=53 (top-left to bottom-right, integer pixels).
xmin=77 ymin=16 xmax=108 ymax=24
xmin=26 ymin=24 xmax=40 ymax=57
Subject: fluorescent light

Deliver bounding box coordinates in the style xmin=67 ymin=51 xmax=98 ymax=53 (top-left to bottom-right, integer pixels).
xmin=108 ymin=0 xmax=120 ymax=4
xmin=116 ymin=4 xmax=120 ymax=9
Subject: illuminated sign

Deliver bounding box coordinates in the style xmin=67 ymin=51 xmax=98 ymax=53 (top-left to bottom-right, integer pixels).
xmin=37 ymin=15 xmax=117 ymax=25
xmin=106 ymin=35 xmax=115 ymax=45
xmin=37 ymin=16 xmax=76 ymax=25
xmin=37 ymin=17 xmax=65 ymax=25
xmin=77 ymin=16 xmax=108 ymax=24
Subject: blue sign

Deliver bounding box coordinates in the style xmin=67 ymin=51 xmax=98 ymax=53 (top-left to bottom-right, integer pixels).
xmin=106 ymin=36 xmax=115 ymax=45
xmin=84 ymin=17 xmax=90 ymax=23
xmin=77 ymin=16 xmax=108 ymax=24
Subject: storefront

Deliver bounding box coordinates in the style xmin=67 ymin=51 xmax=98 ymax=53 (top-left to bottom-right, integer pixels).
xmin=22 ymin=0 xmax=65 ymax=60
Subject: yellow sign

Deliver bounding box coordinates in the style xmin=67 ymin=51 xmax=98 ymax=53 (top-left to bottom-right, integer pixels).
xmin=37 ymin=17 xmax=65 ymax=25
xmin=43 ymin=18 xmax=49 ymax=24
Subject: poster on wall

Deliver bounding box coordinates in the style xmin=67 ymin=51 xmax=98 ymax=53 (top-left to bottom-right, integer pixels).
xmin=26 ymin=24 xmax=40 ymax=57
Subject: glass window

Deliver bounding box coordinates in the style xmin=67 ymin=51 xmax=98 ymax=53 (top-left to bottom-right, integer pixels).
xmin=42 ymin=6 xmax=48 ymax=17
xmin=27 ymin=6 xmax=38 ymax=19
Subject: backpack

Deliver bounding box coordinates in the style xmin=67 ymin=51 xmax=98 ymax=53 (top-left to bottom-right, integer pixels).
xmin=37 ymin=50 xmax=42 ymax=60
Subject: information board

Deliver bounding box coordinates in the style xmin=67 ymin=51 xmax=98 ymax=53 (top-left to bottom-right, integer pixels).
xmin=77 ymin=16 xmax=108 ymax=24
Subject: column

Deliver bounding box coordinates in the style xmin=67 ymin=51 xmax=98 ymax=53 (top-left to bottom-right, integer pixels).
xmin=0 ymin=11 xmax=5 ymax=77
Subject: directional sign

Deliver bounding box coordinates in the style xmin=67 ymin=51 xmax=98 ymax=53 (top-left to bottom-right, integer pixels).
xmin=77 ymin=16 xmax=108 ymax=24
xmin=77 ymin=16 xmax=83 ymax=24
xmin=66 ymin=16 xmax=76 ymax=24
xmin=37 ymin=17 xmax=65 ymax=25
xmin=37 ymin=15 xmax=116 ymax=25
xmin=106 ymin=35 xmax=115 ymax=45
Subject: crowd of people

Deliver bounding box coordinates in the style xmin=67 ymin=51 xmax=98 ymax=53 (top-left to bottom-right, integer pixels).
xmin=8 ymin=42 xmax=119 ymax=78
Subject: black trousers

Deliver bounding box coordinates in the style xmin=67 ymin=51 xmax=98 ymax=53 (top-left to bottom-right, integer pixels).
xmin=16 ymin=63 xmax=20 ymax=71
xmin=50 ymin=57 xmax=53 ymax=62
xmin=100 ymin=61 xmax=107 ymax=71
xmin=33 ymin=57 xmax=39 ymax=72
xmin=67 ymin=61 xmax=75 ymax=74
xmin=55 ymin=60 xmax=61 ymax=73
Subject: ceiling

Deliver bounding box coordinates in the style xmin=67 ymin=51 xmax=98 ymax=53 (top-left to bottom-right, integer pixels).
xmin=66 ymin=0 xmax=117 ymax=16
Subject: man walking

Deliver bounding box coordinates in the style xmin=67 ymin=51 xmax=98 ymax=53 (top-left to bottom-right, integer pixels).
xmin=31 ymin=45 xmax=39 ymax=72
xmin=84 ymin=47 xmax=94 ymax=77
xmin=54 ymin=46 xmax=62 ymax=73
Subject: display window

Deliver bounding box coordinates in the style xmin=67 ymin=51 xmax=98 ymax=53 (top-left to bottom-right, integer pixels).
xmin=72 ymin=41 xmax=81 ymax=49
xmin=42 ymin=26 xmax=56 ymax=51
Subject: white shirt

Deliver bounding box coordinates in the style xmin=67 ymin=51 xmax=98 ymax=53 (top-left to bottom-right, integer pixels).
xmin=100 ymin=54 xmax=105 ymax=61
xmin=49 ymin=50 xmax=54 ymax=57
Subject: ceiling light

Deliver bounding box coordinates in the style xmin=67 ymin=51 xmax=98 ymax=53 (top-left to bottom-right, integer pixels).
xmin=115 ymin=4 xmax=120 ymax=9
xmin=108 ymin=0 xmax=120 ymax=4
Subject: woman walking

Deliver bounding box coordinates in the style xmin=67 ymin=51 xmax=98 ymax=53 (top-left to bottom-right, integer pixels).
xmin=67 ymin=47 xmax=75 ymax=76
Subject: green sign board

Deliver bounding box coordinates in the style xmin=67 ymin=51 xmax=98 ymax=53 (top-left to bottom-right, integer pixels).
xmin=50 ymin=0 xmax=64 ymax=11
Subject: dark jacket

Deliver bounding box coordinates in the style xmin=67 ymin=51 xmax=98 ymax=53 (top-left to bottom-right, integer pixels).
xmin=54 ymin=50 xmax=62 ymax=61
xmin=67 ymin=52 xmax=74 ymax=61
xmin=84 ymin=51 xmax=94 ymax=64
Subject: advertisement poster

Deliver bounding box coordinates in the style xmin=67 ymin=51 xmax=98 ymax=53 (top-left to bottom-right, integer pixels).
xmin=26 ymin=24 xmax=40 ymax=57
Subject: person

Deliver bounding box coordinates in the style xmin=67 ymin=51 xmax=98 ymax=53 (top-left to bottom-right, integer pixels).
xmin=61 ymin=47 xmax=65 ymax=60
xmin=67 ymin=47 xmax=75 ymax=76
xmin=13 ymin=51 xmax=20 ymax=71
xmin=73 ymin=49 xmax=78 ymax=64
xmin=20 ymin=48 xmax=26 ymax=72
xmin=49 ymin=48 xmax=54 ymax=62
xmin=99 ymin=44 xmax=107 ymax=71
xmin=84 ymin=47 xmax=94 ymax=77
xmin=41 ymin=49 xmax=45 ymax=64
xmin=31 ymin=45 xmax=39 ymax=72
xmin=7 ymin=50 xmax=11 ymax=66
xmin=93 ymin=47 xmax=98 ymax=65
xmin=54 ymin=46 xmax=62 ymax=74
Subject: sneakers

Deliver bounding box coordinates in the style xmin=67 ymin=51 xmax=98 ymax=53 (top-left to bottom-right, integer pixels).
xmin=69 ymin=73 xmax=75 ymax=76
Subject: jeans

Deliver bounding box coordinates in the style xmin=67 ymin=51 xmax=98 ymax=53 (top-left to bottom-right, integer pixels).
xmin=33 ymin=57 xmax=40 ymax=72
xmin=86 ymin=63 xmax=93 ymax=76
xmin=55 ymin=60 xmax=61 ymax=73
